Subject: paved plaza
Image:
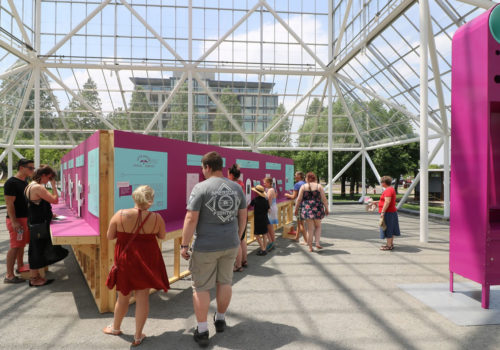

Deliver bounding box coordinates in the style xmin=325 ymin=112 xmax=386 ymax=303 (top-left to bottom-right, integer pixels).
xmin=1 ymin=205 xmax=499 ymax=350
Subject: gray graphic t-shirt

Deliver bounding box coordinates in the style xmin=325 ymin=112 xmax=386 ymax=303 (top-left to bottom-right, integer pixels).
xmin=187 ymin=176 xmax=247 ymax=252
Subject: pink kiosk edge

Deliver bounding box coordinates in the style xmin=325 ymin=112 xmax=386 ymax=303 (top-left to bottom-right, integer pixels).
xmin=450 ymin=4 xmax=500 ymax=309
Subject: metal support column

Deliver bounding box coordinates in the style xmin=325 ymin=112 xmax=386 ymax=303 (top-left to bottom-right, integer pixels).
xmin=362 ymin=152 xmax=366 ymax=196
xmin=34 ymin=0 xmax=41 ymax=167
xmin=443 ymin=135 xmax=450 ymax=217
xmin=7 ymin=150 xmax=12 ymax=179
xmin=187 ymin=0 xmax=193 ymax=142
xmin=327 ymin=0 xmax=333 ymax=212
xmin=419 ymin=0 xmax=430 ymax=242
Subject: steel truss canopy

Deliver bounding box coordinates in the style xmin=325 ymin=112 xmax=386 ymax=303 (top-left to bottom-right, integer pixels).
xmin=0 ymin=0 xmax=498 ymax=241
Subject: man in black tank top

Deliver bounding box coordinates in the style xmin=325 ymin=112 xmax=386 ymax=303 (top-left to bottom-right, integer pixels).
xmin=4 ymin=158 xmax=35 ymax=284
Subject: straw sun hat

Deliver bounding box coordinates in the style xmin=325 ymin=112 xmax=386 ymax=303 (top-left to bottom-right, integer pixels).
xmin=251 ymin=185 xmax=266 ymax=197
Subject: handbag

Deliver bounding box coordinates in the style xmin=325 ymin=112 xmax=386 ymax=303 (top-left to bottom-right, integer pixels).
xmin=379 ymin=216 xmax=387 ymax=231
xmin=106 ymin=211 xmax=152 ymax=289
xmin=29 ymin=221 xmax=50 ymax=240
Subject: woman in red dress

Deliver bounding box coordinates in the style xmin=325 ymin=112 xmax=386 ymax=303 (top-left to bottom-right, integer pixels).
xmin=103 ymin=185 xmax=169 ymax=346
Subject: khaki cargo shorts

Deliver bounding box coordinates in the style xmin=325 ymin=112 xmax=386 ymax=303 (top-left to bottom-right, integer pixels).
xmin=189 ymin=247 xmax=239 ymax=292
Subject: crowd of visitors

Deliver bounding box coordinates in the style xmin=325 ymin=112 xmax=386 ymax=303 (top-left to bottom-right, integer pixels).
xmin=2 ymin=153 xmax=401 ymax=348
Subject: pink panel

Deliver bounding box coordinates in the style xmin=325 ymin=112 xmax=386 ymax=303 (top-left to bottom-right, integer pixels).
xmin=451 ymin=5 xmax=500 ymax=287
xmin=113 ymin=131 xmax=294 ymax=232
xmin=60 ymin=131 xmax=100 ymax=233
xmin=50 ymin=204 xmax=99 ymax=238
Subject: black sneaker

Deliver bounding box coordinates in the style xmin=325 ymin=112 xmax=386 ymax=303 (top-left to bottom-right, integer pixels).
xmin=213 ymin=313 xmax=226 ymax=333
xmin=193 ymin=328 xmax=209 ymax=347
xmin=256 ymin=250 xmax=267 ymax=256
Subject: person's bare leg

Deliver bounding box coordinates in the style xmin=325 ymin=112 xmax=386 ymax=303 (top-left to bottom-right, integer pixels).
xmin=298 ymin=220 xmax=307 ymax=244
xmin=16 ymin=247 xmax=25 ymax=269
xmin=241 ymin=239 xmax=247 ymax=264
xmin=314 ymin=220 xmax=323 ymax=249
xmin=256 ymin=235 xmax=265 ymax=251
xmin=267 ymin=225 xmax=275 ymax=242
xmin=113 ymin=291 xmax=131 ymax=331
xmin=6 ymin=247 xmax=19 ymax=279
xmin=235 ymin=245 xmax=242 ymax=268
xmin=306 ymin=220 xmax=314 ymax=252
xmin=193 ymin=290 xmax=211 ymax=323
xmin=387 ymin=237 xmax=394 ymax=248
xmin=134 ymin=289 xmax=149 ymax=340
xmin=216 ymin=283 xmax=232 ymax=314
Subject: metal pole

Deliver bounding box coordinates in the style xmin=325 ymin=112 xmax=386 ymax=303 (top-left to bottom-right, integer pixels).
xmin=419 ymin=0 xmax=429 ymax=243
xmin=7 ymin=150 xmax=12 ymax=179
xmin=443 ymin=135 xmax=450 ymax=217
xmin=362 ymin=152 xmax=366 ymax=196
xmin=187 ymin=0 xmax=193 ymax=142
xmin=34 ymin=0 xmax=41 ymax=168
xmin=327 ymin=0 xmax=333 ymax=212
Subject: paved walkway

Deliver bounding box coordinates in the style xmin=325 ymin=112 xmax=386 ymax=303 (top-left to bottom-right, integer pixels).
xmin=0 ymin=205 xmax=499 ymax=350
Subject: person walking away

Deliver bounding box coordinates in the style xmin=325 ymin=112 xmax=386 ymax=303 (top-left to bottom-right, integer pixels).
xmin=3 ymin=159 xmax=35 ymax=284
xmin=294 ymin=172 xmax=329 ymax=252
xmin=249 ymin=185 xmax=270 ymax=256
xmin=285 ymin=171 xmax=307 ymax=245
xmin=25 ymin=165 xmax=68 ymax=286
xmin=181 ymin=152 xmax=247 ymax=348
xmin=228 ymin=164 xmax=248 ymax=271
xmin=263 ymin=177 xmax=277 ymax=251
xmin=103 ymin=185 xmax=169 ymax=346
xmin=373 ymin=176 xmax=401 ymax=250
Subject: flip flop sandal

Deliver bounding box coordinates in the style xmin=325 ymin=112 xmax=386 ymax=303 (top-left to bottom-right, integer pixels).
xmin=102 ymin=324 xmax=122 ymax=336
xmin=29 ymin=278 xmax=54 ymax=287
xmin=233 ymin=266 xmax=244 ymax=272
xmin=4 ymin=276 xmax=25 ymax=284
xmin=380 ymin=245 xmax=393 ymax=251
xmin=241 ymin=261 xmax=248 ymax=267
xmin=132 ymin=334 xmax=146 ymax=346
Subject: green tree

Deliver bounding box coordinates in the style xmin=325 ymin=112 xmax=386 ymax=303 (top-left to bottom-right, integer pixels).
xmin=66 ymin=77 xmax=107 ymax=130
xmin=264 ymin=103 xmax=291 ymax=146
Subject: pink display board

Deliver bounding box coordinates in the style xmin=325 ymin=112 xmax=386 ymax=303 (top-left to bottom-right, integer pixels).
xmin=58 ymin=132 xmax=100 ymax=235
xmin=113 ymin=130 xmax=294 ymax=232
xmin=56 ymin=130 xmax=294 ymax=236
xmin=450 ymin=4 xmax=500 ymax=308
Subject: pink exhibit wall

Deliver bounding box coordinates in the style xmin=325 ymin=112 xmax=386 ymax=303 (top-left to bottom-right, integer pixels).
xmin=60 ymin=131 xmax=100 ymax=233
xmin=450 ymin=4 xmax=500 ymax=308
xmin=60 ymin=130 xmax=295 ymax=234
xmin=113 ymin=130 xmax=295 ymax=232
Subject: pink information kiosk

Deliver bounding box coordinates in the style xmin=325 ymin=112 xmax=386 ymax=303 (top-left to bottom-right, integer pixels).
xmin=51 ymin=130 xmax=295 ymax=312
xmin=450 ymin=4 xmax=500 ymax=309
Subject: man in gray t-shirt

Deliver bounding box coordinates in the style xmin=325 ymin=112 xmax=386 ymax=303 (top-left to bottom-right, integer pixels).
xmin=181 ymin=151 xmax=247 ymax=347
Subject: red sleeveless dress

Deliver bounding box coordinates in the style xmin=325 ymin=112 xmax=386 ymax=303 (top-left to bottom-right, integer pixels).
xmin=113 ymin=211 xmax=170 ymax=295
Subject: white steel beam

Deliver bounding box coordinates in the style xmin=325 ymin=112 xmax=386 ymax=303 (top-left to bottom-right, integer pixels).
xmin=364 ymin=151 xmax=382 ymax=185
xmin=333 ymin=78 xmax=365 ymax=148
xmin=143 ymin=71 xmax=187 ymax=134
xmin=261 ymin=0 xmax=327 ymax=69
xmin=455 ymin=0 xmax=498 ymax=9
xmin=44 ymin=68 xmax=115 ymax=129
xmin=0 ymin=64 xmax=30 ymax=81
xmin=330 ymin=0 xmax=415 ymax=72
xmin=335 ymin=72 xmax=443 ymax=134
xmin=256 ymin=76 xmax=327 ymax=146
xmin=362 ymin=152 xmax=366 ymax=196
xmin=7 ymin=150 xmax=12 ymax=178
xmin=194 ymin=1 xmax=262 ymax=67
xmin=44 ymin=0 xmax=111 ymax=58
xmin=333 ymin=0 xmax=353 ymax=58
xmin=0 ymin=72 xmax=36 ymax=163
xmin=326 ymin=151 xmax=363 ymax=189
xmin=40 ymin=73 xmax=76 ymax=145
xmin=120 ymin=0 xmax=186 ymax=65
xmin=194 ymin=72 xmax=254 ymax=148
xmin=419 ymin=0 xmax=430 ymax=243
xmin=34 ymin=0 xmax=41 ymax=167
xmin=188 ymin=0 xmax=193 ymax=142
xmin=7 ymin=0 xmax=32 ymax=48
xmin=41 ymin=62 xmax=322 ymax=76
xmin=12 ymin=149 xmax=24 ymax=159
xmin=0 ymin=38 xmax=31 ymax=62
xmin=397 ymin=138 xmax=444 ymax=209
xmin=327 ymin=0 xmax=334 ymax=211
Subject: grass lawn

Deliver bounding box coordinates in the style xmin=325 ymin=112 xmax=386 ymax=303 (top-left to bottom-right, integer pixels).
xmin=330 ymin=194 xmax=404 ymax=202
xmin=0 ymin=187 xmax=4 ymax=205
xmin=401 ymin=203 xmax=444 ymax=216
